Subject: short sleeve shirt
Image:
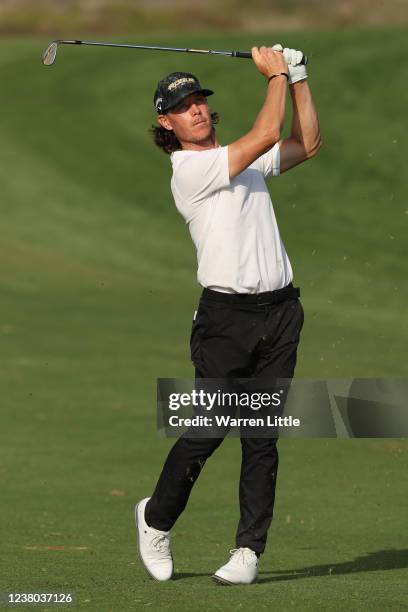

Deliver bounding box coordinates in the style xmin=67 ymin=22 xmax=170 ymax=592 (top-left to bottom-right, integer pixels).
xmin=170 ymin=143 xmax=293 ymax=293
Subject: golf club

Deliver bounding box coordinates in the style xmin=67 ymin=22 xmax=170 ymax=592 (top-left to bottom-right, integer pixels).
xmin=42 ymin=39 xmax=308 ymax=67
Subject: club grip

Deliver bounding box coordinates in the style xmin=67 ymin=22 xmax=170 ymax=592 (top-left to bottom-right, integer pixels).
xmin=233 ymin=51 xmax=253 ymax=58
xmin=234 ymin=50 xmax=308 ymax=65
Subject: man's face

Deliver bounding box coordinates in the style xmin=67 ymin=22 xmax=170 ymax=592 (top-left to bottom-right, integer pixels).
xmin=158 ymin=92 xmax=213 ymax=147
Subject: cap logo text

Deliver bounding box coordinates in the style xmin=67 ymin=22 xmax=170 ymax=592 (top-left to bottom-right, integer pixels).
xmin=168 ymin=77 xmax=196 ymax=91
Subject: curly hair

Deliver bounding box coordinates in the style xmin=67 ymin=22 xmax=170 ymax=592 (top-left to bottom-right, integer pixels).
xmin=149 ymin=112 xmax=219 ymax=155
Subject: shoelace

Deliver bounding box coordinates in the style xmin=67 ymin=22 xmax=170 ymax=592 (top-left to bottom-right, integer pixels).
xmin=229 ymin=547 xmax=257 ymax=565
xmin=151 ymin=532 xmax=171 ymax=555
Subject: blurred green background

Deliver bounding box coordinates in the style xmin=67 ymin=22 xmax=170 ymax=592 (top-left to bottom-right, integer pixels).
xmin=0 ymin=2 xmax=407 ymax=610
xmin=1 ymin=0 xmax=408 ymax=33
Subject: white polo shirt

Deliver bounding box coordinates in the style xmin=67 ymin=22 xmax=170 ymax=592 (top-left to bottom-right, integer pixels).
xmin=170 ymin=143 xmax=293 ymax=294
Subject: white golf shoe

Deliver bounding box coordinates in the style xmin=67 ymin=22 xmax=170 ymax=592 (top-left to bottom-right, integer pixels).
xmin=213 ymin=547 xmax=259 ymax=585
xmin=135 ymin=497 xmax=173 ymax=581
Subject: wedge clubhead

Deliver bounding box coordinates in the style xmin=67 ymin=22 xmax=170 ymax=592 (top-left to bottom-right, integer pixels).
xmin=42 ymin=41 xmax=59 ymax=66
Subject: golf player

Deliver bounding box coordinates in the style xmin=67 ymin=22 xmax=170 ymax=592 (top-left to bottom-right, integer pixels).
xmin=135 ymin=44 xmax=321 ymax=584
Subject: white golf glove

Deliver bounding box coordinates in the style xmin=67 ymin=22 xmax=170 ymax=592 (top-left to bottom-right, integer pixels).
xmin=272 ymin=43 xmax=307 ymax=84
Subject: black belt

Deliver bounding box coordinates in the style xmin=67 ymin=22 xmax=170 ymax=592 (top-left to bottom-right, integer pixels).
xmin=201 ymin=283 xmax=300 ymax=305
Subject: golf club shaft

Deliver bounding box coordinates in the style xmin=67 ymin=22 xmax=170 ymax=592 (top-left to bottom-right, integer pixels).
xmin=45 ymin=39 xmax=308 ymax=64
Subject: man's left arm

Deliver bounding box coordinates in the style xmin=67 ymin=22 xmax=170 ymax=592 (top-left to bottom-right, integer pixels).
xmin=278 ymin=46 xmax=322 ymax=173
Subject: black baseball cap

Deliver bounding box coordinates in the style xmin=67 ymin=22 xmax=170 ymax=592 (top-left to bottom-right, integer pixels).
xmin=154 ymin=71 xmax=214 ymax=114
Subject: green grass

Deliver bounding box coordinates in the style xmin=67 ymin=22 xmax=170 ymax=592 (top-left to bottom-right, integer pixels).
xmin=0 ymin=28 xmax=407 ymax=611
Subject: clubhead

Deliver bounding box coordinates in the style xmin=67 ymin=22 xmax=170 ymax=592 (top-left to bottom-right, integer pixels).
xmin=42 ymin=42 xmax=59 ymax=66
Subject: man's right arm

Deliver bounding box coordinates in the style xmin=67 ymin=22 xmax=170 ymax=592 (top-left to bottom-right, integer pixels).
xmin=228 ymin=46 xmax=288 ymax=179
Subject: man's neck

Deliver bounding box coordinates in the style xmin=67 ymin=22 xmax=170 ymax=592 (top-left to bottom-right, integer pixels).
xmin=180 ymin=131 xmax=219 ymax=152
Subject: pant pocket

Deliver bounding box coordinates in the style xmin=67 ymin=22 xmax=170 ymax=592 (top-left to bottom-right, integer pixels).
xmin=190 ymin=306 xmax=207 ymax=369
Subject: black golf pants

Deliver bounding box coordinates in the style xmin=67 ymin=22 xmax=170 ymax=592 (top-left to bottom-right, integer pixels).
xmin=145 ymin=284 xmax=304 ymax=555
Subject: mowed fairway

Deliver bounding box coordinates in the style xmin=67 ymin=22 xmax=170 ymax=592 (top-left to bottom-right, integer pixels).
xmin=0 ymin=28 xmax=407 ymax=611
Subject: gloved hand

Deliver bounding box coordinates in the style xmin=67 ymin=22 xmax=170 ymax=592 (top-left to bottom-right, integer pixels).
xmin=272 ymin=43 xmax=307 ymax=84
